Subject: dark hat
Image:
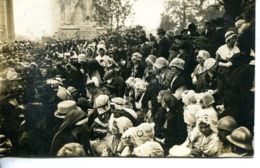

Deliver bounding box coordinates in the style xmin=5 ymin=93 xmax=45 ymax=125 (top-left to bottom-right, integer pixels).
xmin=77 ymin=97 xmax=90 ymax=110
xmin=178 ymin=41 xmax=190 ymax=50
xmin=157 ymin=28 xmax=166 ymax=35
xmin=226 ymin=127 xmax=253 ymax=151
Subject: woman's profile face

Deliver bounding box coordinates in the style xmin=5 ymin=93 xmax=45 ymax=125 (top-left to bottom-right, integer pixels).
xmin=227 ymin=37 xmax=236 ymax=47
xmin=157 ymin=95 xmax=162 ymax=104
xmin=196 ymin=57 xmax=204 ymax=65
xmin=199 ymin=122 xmax=212 ymax=136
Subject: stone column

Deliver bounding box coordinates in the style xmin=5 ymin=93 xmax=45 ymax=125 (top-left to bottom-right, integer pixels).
xmin=0 ymin=0 xmax=5 ymax=41
xmin=0 ymin=0 xmax=15 ymax=41
xmin=6 ymin=0 xmax=15 ymax=41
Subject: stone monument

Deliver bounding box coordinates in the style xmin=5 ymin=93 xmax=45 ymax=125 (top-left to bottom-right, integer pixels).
xmin=57 ymin=0 xmax=106 ymax=40
xmin=0 ymin=0 xmax=15 ymax=41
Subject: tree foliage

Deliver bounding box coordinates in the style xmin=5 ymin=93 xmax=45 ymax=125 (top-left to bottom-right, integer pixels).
xmin=160 ymin=0 xmax=224 ymax=33
xmin=160 ymin=0 xmax=255 ymax=33
xmin=94 ymin=0 xmax=136 ymax=30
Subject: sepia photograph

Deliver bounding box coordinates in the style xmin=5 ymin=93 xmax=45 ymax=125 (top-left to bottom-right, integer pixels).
xmin=0 ymin=0 xmax=256 ymax=162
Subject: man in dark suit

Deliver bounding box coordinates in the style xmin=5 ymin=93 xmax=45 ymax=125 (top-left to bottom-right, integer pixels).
xmin=157 ymin=28 xmax=171 ymax=60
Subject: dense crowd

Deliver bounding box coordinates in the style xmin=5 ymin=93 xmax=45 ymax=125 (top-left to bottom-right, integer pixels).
xmin=0 ymin=16 xmax=255 ymax=157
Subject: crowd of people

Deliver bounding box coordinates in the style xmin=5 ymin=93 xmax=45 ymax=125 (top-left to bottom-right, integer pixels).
xmin=0 ymin=15 xmax=255 ymax=157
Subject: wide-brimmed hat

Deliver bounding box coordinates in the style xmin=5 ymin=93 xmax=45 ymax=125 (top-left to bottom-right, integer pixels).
xmin=218 ymin=116 xmax=238 ymax=132
xmin=226 ymin=127 xmax=253 ymax=151
xmin=169 ymin=58 xmax=185 ymax=70
xmin=54 ymin=100 xmax=81 ymax=118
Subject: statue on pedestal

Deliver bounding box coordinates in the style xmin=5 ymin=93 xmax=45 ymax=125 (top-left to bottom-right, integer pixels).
xmin=60 ymin=0 xmax=95 ymax=25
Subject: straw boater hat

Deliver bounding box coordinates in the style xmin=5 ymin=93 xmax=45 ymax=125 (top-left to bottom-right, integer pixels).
xmin=226 ymin=127 xmax=253 ymax=151
xmin=54 ymin=100 xmax=81 ymax=119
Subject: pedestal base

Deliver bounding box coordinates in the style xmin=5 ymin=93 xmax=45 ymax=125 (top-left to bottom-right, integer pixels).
xmin=57 ymin=24 xmax=107 ymax=40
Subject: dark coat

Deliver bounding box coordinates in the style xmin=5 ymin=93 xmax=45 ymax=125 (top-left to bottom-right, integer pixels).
xmin=223 ymin=64 xmax=255 ymax=133
xmin=170 ymin=72 xmax=192 ymax=92
xmin=163 ymin=100 xmax=187 ymax=155
xmin=106 ymin=75 xmax=125 ymax=97
xmin=196 ymin=71 xmax=218 ymax=93
xmin=154 ymin=107 xmax=167 ymax=139
xmin=50 ymin=110 xmax=91 ymax=156
xmin=131 ymin=63 xmax=145 ymax=78
xmin=50 ymin=127 xmax=91 ymax=156
xmin=158 ymin=36 xmax=171 ymax=59
xmin=143 ymin=82 xmax=164 ymax=117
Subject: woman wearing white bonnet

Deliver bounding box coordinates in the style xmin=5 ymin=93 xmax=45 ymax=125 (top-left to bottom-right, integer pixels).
xmin=117 ymin=122 xmax=155 ymax=156
xmin=95 ymin=44 xmax=110 ymax=67
xmin=181 ymin=90 xmax=202 ymax=133
xmin=215 ymin=30 xmax=240 ymax=101
xmin=197 ymin=92 xmax=218 ymax=120
xmin=196 ymin=58 xmax=218 ymax=95
xmin=132 ymin=141 xmax=164 ymax=157
xmin=191 ymin=50 xmax=210 ymax=85
xmin=182 ymin=112 xmax=220 ymax=157
xmin=133 ymin=79 xmax=148 ymax=124
xmin=102 ymin=115 xmax=133 ymax=156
